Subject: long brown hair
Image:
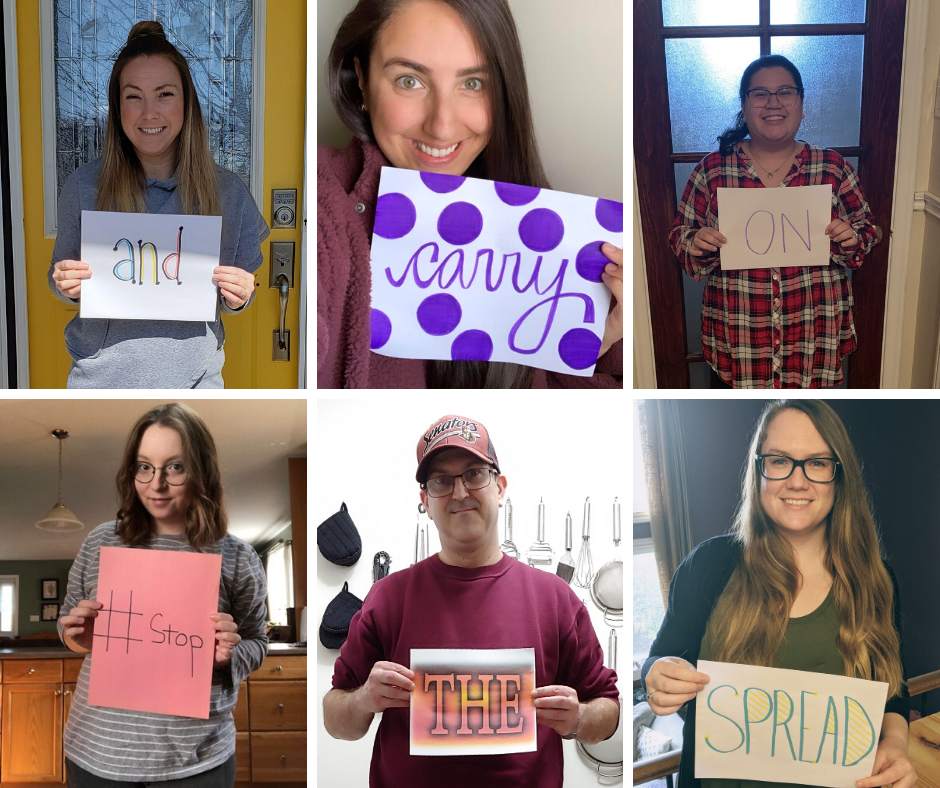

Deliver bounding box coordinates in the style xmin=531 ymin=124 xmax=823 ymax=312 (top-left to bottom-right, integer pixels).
xmin=328 ymin=0 xmax=550 ymax=388
xmin=115 ymin=403 xmax=227 ymax=549
xmin=704 ymin=400 xmax=903 ymax=697
xmin=97 ymin=20 xmax=220 ymax=215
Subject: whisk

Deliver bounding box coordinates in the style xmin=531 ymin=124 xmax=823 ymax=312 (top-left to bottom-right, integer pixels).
xmin=573 ymin=496 xmax=594 ymax=588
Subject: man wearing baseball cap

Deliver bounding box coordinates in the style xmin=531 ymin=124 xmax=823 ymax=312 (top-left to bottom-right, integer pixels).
xmin=323 ymin=415 xmax=620 ymax=787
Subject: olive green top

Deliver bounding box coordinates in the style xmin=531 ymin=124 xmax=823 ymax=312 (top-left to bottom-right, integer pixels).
xmin=699 ymin=589 xmax=843 ymax=788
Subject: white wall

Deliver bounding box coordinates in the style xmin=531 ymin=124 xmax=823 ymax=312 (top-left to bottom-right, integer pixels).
xmin=313 ymin=391 xmax=625 ymax=786
xmin=315 ymin=0 xmax=624 ymax=201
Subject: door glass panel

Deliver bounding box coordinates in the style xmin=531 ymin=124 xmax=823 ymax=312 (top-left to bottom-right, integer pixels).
xmin=674 ymin=162 xmax=704 ymax=354
xmin=662 ymin=0 xmax=759 ymax=27
xmin=771 ymin=36 xmax=863 ymax=148
xmin=673 ymin=162 xmax=697 ymax=207
xmin=770 ymin=0 xmax=866 ymax=25
xmin=53 ymin=0 xmax=255 ymax=195
xmin=666 ymin=37 xmax=761 ymax=153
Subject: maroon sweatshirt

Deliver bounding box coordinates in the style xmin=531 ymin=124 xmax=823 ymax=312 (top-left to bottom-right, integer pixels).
xmin=331 ymin=554 xmax=620 ymax=787
xmin=317 ymin=139 xmax=623 ymax=388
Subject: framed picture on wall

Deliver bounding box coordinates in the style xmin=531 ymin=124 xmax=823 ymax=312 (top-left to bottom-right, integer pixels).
xmin=41 ymin=578 xmax=58 ymax=600
xmin=41 ymin=603 xmax=59 ymax=621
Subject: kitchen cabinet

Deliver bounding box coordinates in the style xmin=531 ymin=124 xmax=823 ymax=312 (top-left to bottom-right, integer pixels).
xmin=0 ymin=658 xmax=69 ymax=783
xmin=233 ymin=653 xmax=306 ymax=783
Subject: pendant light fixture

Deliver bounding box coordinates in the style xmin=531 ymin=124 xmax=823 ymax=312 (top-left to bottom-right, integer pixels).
xmin=35 ymin=428 xmax=84 ymax=533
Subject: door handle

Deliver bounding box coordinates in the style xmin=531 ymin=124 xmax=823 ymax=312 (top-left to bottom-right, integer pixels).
xmin=276 ymin=274 xmax=289 ymax=350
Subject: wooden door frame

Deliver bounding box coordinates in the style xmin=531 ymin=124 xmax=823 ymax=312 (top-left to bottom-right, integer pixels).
xmin=634 ymin=0 xmax=906 ymax=388
xmin=2 ymin=0 xmax=29 ymax=389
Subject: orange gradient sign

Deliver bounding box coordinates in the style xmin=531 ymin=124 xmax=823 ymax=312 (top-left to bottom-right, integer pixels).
xmin=410 ymin=648 xmax=537 ymax=756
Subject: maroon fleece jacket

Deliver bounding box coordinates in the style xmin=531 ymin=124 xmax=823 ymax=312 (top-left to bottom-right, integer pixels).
xmin=317 ymin=139 xmax=623 ymax=388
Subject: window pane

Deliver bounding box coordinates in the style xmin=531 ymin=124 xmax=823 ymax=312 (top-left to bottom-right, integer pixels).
xmin=662 ymin=0 xmax=759 ymax=27
xmin=0 ymin=583 xmax=13 ymax=634
xmin=666 ymin=38 xmax=761 ymax=153
xmin=633 ymin=408 xmax=650 ymax=516
xmin=771 ymin=36 xmax=863 ymax=148
xmin=53 ymin=0 xmax=254 ymax=195
xmin=770 ymin=0 xmax=866 ymax=25
xmin=633 ymin=548 xmax=666 ymax=669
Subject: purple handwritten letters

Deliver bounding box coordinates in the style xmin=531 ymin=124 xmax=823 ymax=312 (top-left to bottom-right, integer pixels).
xmin=369 ymin=167 xmax=622 ymax=376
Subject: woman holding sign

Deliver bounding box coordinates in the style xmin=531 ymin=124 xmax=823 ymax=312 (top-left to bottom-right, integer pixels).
xmin=319 ymin=0 xmax=623 ymax=388
xmin=642 ymin=400 xmax=915 ymax=788
xmin=49 ymin=21 xmax=268 ymax=389
xmin=669 ymin=55 xmax=881 ymax=388
xmin=58 ymin=403 xmax=268 ymax=785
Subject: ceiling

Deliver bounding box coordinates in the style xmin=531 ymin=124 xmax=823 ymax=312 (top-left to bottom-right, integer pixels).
xmin=0 ymin=399 xmax=306 ymax=560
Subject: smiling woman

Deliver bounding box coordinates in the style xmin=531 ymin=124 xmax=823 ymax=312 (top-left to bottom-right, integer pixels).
xmin=669 ymin=55 xmax=881 ymax=389
xmin=318 ymin=0 xmax=623 ymax=389
xmin=47 ymin=20 xmax=269 ymax=390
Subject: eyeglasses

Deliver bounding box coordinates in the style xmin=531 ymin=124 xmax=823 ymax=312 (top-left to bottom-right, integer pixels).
xmin=756 ymin=454 xmax=839 ymax=483
xmin=422 ymin=467 xmax=497 ymax=498
xmin=746 ymin=86 xmax=801 ymax=106
xmin=134 ymin=461 xmax=187 ymax=486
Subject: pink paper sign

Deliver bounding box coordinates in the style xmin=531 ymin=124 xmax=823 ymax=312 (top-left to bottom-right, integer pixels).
xmin=87 ymin=547 xmax=222 ymax=719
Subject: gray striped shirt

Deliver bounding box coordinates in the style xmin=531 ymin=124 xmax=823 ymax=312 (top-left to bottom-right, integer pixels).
xmin=60 ymin=522 xmax=268 ymax=781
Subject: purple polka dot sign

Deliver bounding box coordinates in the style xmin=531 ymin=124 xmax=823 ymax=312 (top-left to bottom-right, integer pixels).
xmin=369 ymin=167 xmax=623 ymax=375
xmin=80 ymin=210 xmax=222 ymax=321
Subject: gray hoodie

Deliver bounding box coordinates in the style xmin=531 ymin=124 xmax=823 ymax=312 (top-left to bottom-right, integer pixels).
xmin=49 ymin=159 xmax=269 ymax=388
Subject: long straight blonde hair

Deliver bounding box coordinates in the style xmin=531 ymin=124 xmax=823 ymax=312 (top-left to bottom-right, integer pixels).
xmin=703 ymin=400 xmax=903 ymax=697
xmin=96 ymin=21 xmax=219 ymax=215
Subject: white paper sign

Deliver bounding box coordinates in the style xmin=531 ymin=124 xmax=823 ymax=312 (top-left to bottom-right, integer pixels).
xmin=718 ymin=185 xmax=832 ymax=270
xmin=695 ymin=660 xmax=888 ymax=788
xmin=369 ymin=167 xmax=621 ymax=376
xmin=80 ymin=210 xmax=222 ymax=321
xmin=410 ymin=648 xmax=537 ymax=756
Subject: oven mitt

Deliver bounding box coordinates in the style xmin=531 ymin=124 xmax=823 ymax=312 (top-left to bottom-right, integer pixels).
xmin=319 ymin=581 xmax=363 ymax=649
xmin=317 ymin=502 xmax=362 ymax=566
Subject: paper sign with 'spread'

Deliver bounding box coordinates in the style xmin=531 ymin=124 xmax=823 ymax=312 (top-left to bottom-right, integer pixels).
xmin=87 ymin=547 xmax=221 ymax=719
xmin=370 ymin=167 xmax=622 ymax=376
xmin=410 ymin=648 xmax=536 ymax=756
xmin=80 ymin=210 xmax=222 ymax=320
xmin=695 ymin=660 xmax=887 ymax=788
xmin=718 ymin=185 xmax=832 ymax=270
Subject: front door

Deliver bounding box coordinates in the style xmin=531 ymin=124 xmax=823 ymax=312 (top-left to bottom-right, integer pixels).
xmin=635 ymin=0 xmax=905 ymax=388
xmin=14 ymin=0 xmax=305 ymax=389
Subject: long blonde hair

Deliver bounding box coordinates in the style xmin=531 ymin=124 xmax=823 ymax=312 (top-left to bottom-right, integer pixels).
xmin=96 ymin=21 xmax=219 ymax=215
xmin=704 ymin=400 xmax=903 ymax=697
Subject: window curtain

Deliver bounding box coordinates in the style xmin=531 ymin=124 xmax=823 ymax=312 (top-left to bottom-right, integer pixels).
xmin=638 ymin=400 xmax=694 ymax=604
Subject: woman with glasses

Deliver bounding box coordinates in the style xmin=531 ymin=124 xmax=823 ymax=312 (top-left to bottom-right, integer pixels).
xmin=641 ymin=400 xmax=914 ymax=788
xmin=669 ymin=55 xmax=880 ymax=388
xmin=57 ymin=403 xmax=268 ymax=786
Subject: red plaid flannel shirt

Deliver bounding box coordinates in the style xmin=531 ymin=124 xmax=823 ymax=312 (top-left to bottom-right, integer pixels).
xmin=668 ymin=143 xmax=881 ymax=389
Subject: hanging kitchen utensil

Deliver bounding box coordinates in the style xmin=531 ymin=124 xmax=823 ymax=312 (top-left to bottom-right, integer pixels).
xmin=573 ymin=496 xmax=594 ymax=588
xmin=526 ymin=497 xmax=554 ymax=568
xmin=372 ymin=551 xmax=391 ymax=583
xmin=590 ymin=499 xmax=623 ymax=626
xmin=413 ymin=508 xmax=430 ymax=564
xmin=577 ymin=628 xmax=623 ymax=783
xmin=556 ymin=511 xmax=575 ymax=583
xmin=500 ymin=497 xmax=519 ymax=559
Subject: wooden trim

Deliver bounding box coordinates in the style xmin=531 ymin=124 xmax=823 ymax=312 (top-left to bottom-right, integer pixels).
xmin=288 ymin=457 xmax=306 ymax=621
xmin=847 ymin=0 xmax=906 ymax=387
xmin=908 ymin=669 xmax=940 ymax=698
xmin=661 ymin=24 xmax=867 ymax=38
xmin=882 ymin=0 xmax=930 ymax=388
xmin=914 ymin=191 xmax=940 ymax=220
xmin=671 ymin=146 xmax=862 ymax=163
xmin=632 ymin=171 xmax=658 ymax=388
xmin=635 ymin=0 xmax=690 ymax=387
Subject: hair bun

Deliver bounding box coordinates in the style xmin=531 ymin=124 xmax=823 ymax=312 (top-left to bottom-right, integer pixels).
xmin=127 ymin=20 xmax=166 ymax=43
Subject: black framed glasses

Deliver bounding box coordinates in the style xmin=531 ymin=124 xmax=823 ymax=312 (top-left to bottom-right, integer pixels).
xmin=756 ymin=454 xmax=839 ymax=483
xmin=422 ymin=467 xmax=497 ymax=498
xmin=745 ymin=86 xmax=801 ymax=106
xmin=134 ymin=461 xmax=187 ymax=486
